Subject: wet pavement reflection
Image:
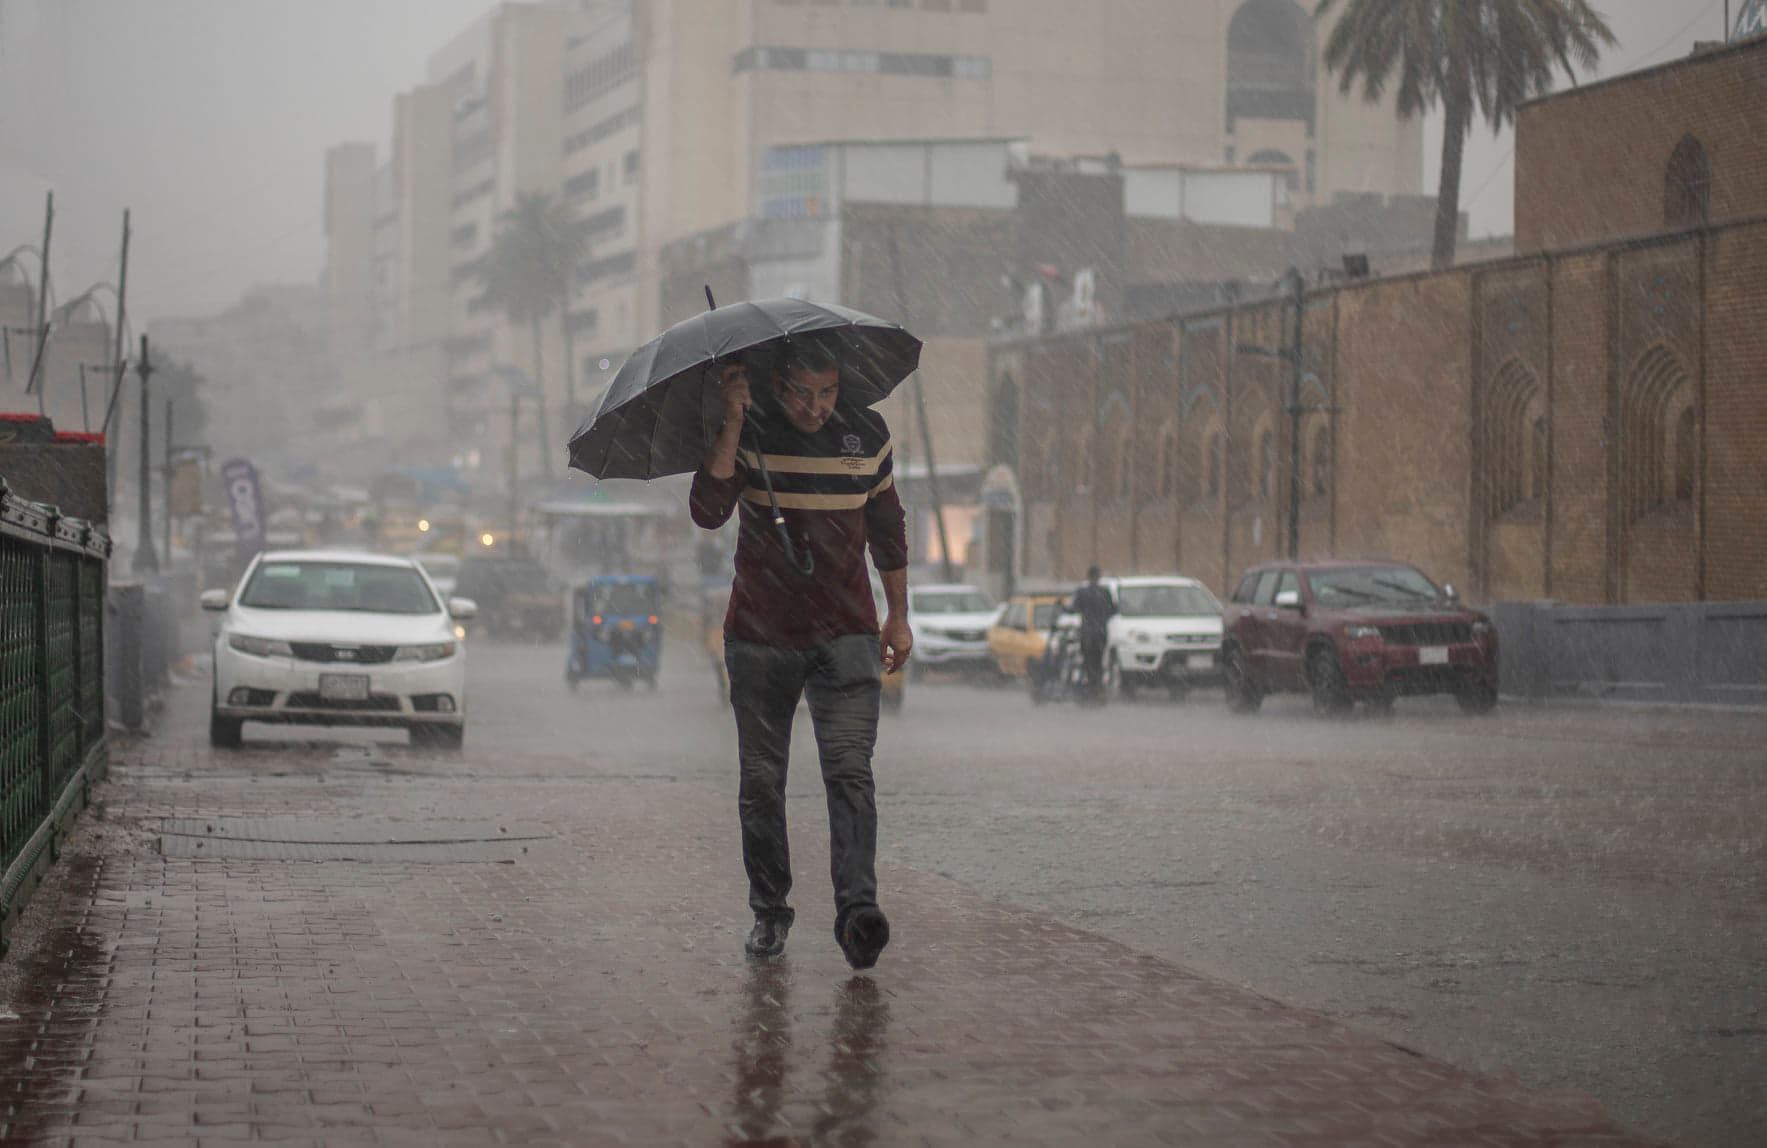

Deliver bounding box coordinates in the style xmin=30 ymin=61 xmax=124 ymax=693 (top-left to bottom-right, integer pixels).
xmin=728 ymin=959 xmax=891 ymax=1147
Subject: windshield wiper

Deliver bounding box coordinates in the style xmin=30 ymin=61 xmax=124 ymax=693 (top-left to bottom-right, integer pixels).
xmin=1319 ymin=585 xmax=1380 ymax=603
xmin=1371 ymin=578 xmax=1432 ymax=600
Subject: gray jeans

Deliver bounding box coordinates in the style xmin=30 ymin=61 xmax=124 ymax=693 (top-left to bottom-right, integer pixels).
xmin=724 ymin=634 xmax=882 ymax=929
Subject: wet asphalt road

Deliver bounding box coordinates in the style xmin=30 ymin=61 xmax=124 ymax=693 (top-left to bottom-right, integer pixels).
xmin=467 ymin=639 xmax=1764 ymax=1147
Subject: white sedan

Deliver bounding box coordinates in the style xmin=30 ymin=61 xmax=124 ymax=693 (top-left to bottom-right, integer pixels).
xmin=907 ymin=583 xmax=999 ymax=675
xmin=204 ymin=550 xmax=476 ymax=749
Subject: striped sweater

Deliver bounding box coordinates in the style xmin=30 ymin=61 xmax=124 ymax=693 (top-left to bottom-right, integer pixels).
xmin=691 ymin=404 xmax=908 ymax=649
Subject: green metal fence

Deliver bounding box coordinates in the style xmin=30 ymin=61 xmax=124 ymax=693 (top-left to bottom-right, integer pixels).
xmin=0 ymin=482 xmax=109 ymax=945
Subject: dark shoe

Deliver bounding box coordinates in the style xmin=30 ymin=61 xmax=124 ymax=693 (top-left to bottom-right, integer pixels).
xmin=837 ymin=906 xmax=890 ymax=970
xmin=744 ymin=916 xmax=790 ymax=959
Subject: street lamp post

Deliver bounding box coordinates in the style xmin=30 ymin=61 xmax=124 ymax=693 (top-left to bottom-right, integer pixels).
xmin=133 ymin=334 xmax=158 ymax=574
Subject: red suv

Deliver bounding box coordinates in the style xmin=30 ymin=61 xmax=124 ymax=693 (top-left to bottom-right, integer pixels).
xmin=1220 ymin=560 xmax=1499 ymax=715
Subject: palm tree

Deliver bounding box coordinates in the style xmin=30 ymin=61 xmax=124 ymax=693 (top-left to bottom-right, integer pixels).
xmin=478 ymin=191 xmax=591 ymax=479
xmin=1317 ymin=0 xmax=1613 ymax=268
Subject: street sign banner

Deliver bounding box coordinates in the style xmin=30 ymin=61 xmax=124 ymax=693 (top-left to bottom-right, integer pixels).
xmin=169 ymin=458 xmax=203 ymax=516
xmin=221 ymin=457 xmax=266 ymax=563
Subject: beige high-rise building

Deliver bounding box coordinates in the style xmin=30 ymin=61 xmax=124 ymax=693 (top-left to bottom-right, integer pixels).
xmin=324 ymin=0 xmax=1423 ymax=478
xmin=634 ymin=0 xmax=1423 ymax=333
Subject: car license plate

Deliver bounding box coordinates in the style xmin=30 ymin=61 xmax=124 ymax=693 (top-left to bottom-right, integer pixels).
xmin=1188 ymin=653 xmax=1214 ymax=669
xmin=1418 ymin=646 xmax=1450 ymax=666
xmin=319 ymin=673 xmax=370 ymax=701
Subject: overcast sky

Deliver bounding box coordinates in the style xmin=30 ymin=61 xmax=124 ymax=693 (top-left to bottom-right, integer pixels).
xmin=0 ymin=0 xmax=1733 ymax=326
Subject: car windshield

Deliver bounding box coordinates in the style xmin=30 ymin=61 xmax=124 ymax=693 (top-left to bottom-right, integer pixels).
xmin=1307 ymin=566 xmax=1443 ymax=607
xmin=1032 ymin=603 xmax=1060 ymax=629
xmin=1116 ymin=584 xmax=1219 ymax=617
xmin=593 ymin=583 xmax=658 ymax=615
xmin=238 ymin=561 xmax=439 ymax=614
xmin=912 ymin=589 xmax=994 ymax=614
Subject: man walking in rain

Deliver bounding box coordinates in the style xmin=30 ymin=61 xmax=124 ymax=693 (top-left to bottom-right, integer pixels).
xmin=690 ymin=336 xmax=911 ymax=969
xmin=1070 ymin=566 xmax=1116 ymax=705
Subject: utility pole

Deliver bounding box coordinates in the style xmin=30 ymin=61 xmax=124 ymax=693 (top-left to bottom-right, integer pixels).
xmin=507 ymin=388 xmax=520 ymax=551
xmin=133 ymin=334 xmax=158 ymax=574
xmin=164 ymin=399 xmax=175 ymax=565
xmin=1233 ymin=268 xmax=1314 ymax=561
xmin=104 ymin=210 xmax=131 ymax=510
xmin=24 ymin=191 xmax=53 ymax=415
xmin=1285 ymin=269 xmax=1305 ymax=562
xmin=885 ymin=224 xmax=955 ymax=581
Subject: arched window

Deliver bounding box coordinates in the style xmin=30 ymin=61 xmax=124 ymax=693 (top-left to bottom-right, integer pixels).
xmin=1482 ymin=360 xmax=1541 ymax=520
xmin=1665 ymin=135 xmax=1711 ymax=229
xmin=1674 ymin=405 xmax=1696 ymax=503
xmin=1621 ymin=346 xmax=1691 ymax=521
xmin=1206 ymin=432 xmax=1223 ymax=499
xmin=1257 ymin=429 xmax=1275 ymax=500
xmin=1227 ymin=0 xmax=1316 ymax=132
xmin=1309 ymin=423 xmax=1330 ymax=496
xmin=1248 ymin=148 xmax=1299 ymax=192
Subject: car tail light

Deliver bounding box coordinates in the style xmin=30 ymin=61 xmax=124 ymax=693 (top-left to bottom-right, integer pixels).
xmin=648 ymin=615 xmax=659 ymax=625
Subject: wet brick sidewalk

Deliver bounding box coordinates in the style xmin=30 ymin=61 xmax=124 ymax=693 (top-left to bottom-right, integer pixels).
xmin=0 ymin=684 xmax=1651 ymax=1146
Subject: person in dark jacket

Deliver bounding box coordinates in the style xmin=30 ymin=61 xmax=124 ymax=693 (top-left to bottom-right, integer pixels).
xmin=1069 ymin=565 xmax=1116 ymax=705
xmin=689 ymin=336 xmax=911 ymax=969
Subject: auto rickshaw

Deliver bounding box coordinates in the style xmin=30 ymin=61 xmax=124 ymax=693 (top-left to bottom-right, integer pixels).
xmin=567 ymin=574 xmax=662 ymax=689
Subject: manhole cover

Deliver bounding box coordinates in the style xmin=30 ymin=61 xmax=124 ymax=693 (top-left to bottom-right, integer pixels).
xmin=157 ymin=817 xmax=550 ymax=862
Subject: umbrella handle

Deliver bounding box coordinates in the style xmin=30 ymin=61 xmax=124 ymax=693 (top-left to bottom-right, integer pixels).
xmin=742 ymin=420 xmax=815 ymax=577
xmin=714 ymin=283 xmax=812 ymax=576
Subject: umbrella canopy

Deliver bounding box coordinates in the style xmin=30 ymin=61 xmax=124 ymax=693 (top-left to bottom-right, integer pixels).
xmin=567 ymin=297 xmax=921 ymax=481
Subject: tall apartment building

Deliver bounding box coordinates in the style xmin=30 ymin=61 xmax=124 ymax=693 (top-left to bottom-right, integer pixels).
xmin=324 ymin=3 xmax=573 ymax=483
xmin=561 ymin=3 xmax=645 ymax=420
xmin=325 ymin=0 xmax=1423 ymax=480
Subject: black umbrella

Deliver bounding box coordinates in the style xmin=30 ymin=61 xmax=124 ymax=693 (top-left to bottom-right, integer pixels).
xmin=567 ymin=294 xmax=920 ymax=480
xmin=567 ymin=292 xmax=922 ymax=573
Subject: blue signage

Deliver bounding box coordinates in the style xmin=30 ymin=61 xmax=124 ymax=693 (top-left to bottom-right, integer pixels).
xmin=221 ymin=458 xmax=266 ymax=563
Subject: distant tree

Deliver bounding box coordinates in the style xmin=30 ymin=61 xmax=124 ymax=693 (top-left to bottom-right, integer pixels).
xmin=1317 ymin=0 xmax=1614 ymax=268
xmin=478 ymin=192 xmax=591 ymax=471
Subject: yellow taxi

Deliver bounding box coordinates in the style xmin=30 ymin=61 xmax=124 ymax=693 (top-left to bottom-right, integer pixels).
xmin=987 ymin=591 xmax=1068 ymax=678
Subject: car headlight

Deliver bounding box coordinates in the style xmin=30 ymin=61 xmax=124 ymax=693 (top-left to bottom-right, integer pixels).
xmin=1128 ymin=630 xmax=1153 ymax=644
xmin=228 ymin=633 xmax=293 ymax=658
xmin=394 ymin=642 xmax=458 ymax=662
xmin=1471 ymin=620 xmax=1494 ymax=636
xmin=1344 ymin=625 xmax=1382 ymax=641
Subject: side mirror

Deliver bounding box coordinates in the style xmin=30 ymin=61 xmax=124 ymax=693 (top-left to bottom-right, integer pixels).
xmin=1443 ymin=583 xmax=1459 ymax=603
xmin=448 ymin=597 xmax=479 ymax=621
xmin=200 ymin=589 xmax=230 ymax=612
xmin=1274 ymin=589 xmax=1302 ymax=610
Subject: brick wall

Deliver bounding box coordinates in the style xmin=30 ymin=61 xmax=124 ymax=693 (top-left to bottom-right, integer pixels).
xmin=1704 ymin=223 xmax=1767 ymax=600
xmin=993 ymin=217 xmax=1767 ymax=605
xmin=1515 ymin=39 xmax=1767 ymax=252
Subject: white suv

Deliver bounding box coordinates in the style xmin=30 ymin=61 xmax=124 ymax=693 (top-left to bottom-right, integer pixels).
xmin=906 ymin=583 xmax=998 ymax=675
xmin=204 ymin=550 xmax=477 ymax=749
xmin=1104 ymin=575 xmax=1223 ymax=699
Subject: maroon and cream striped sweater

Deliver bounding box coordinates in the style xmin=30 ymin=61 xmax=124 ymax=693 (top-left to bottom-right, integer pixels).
xmin=691 ymin=405 xmax=908 ymax=649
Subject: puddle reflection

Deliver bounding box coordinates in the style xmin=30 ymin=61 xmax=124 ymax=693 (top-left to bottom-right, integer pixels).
xmin=727 ymin=962 xmax=891 ymax=1146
